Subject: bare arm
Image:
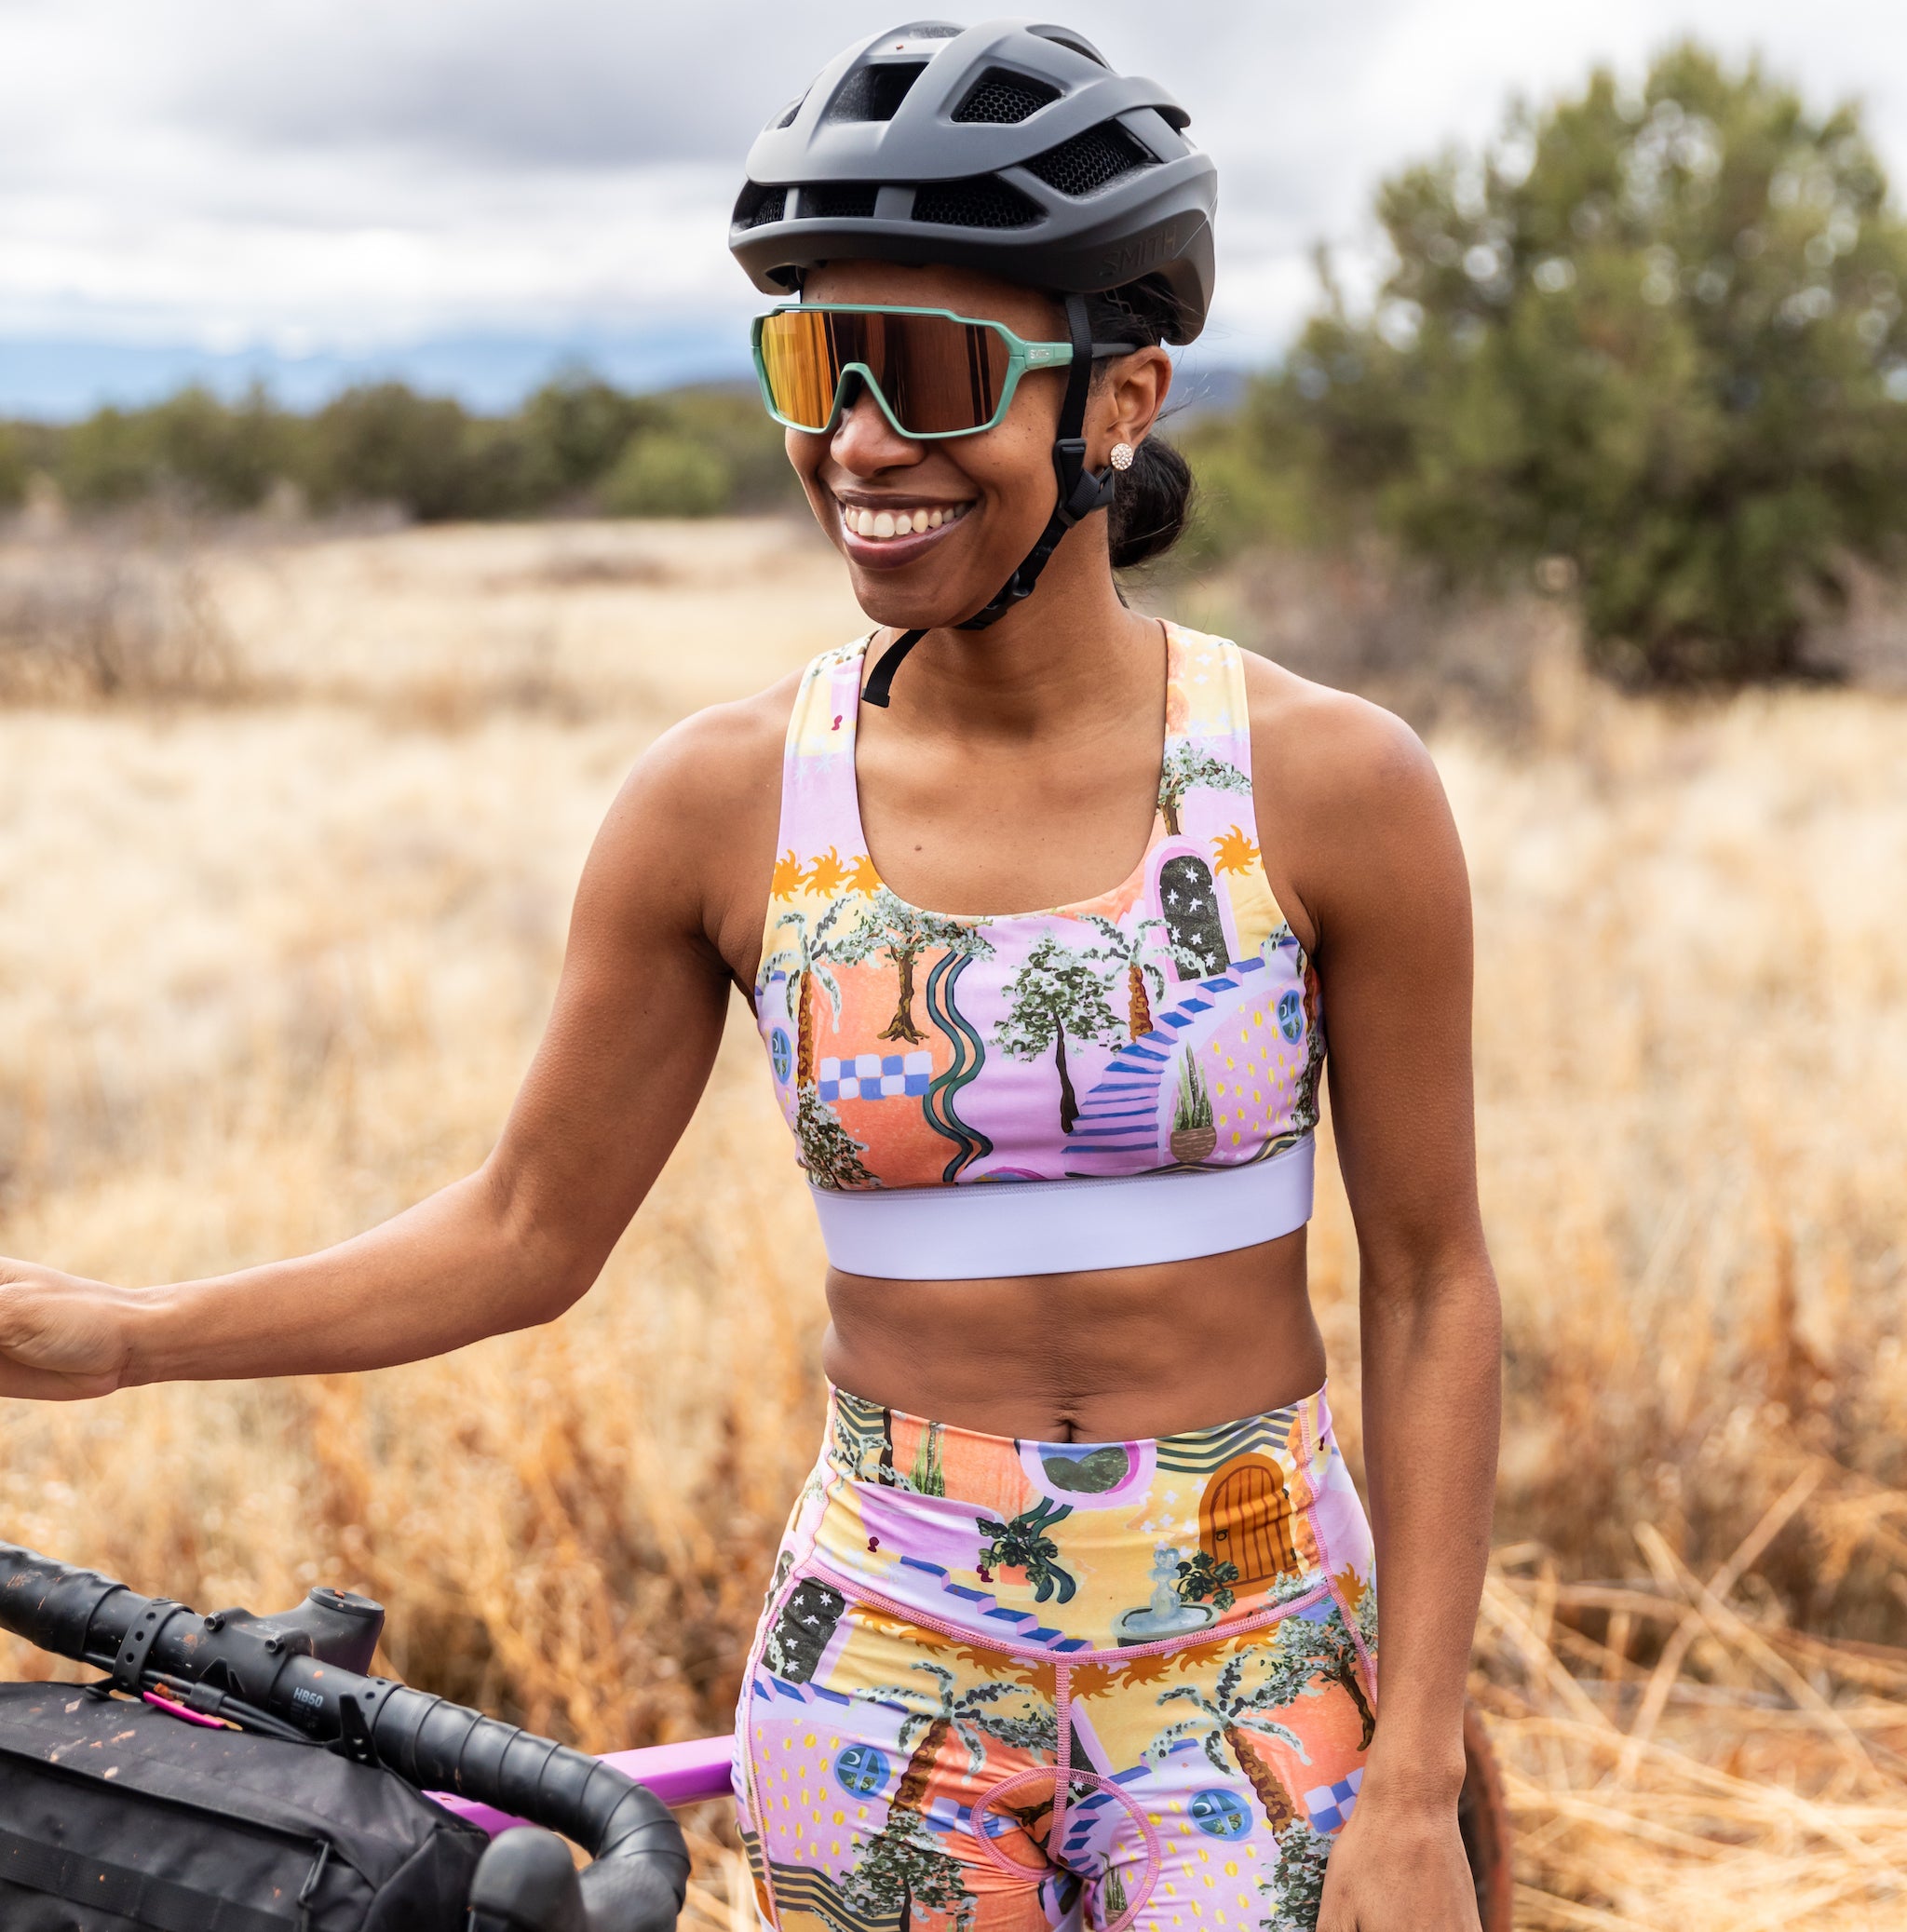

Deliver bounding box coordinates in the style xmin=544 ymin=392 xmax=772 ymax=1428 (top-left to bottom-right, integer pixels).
xmin=0 ymin=696 xmax=784 ymax=1398
xmin=1255 ymin=675 xmax=1500 ymax=1929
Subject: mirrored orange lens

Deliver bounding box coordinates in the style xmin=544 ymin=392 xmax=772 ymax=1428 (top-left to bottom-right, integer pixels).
xmin=758 ymin=309 xmax=1013 ymax=435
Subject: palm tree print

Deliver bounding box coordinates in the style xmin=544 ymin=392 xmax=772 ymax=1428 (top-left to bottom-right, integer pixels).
xmin=760 ymin=901 xmax=853 ymax=1089
xmin=975 ymin=1496 xmax=1078 ymax=1604
xmin=1157 ymin=744 xmax=1250 ymax=837
xmin=835 ymin=887 xmax=994 ymax=1045
xmin=1145 ymin=1650 xmax=1311 ymax=1836
xmin=842 ymin=1662 xmax=1055 ymax=1932
xmin=1078 ymin=913 xmax=1185 ymax=1041
xmin=853 ymin=1660 xmax=1057 ymax=1815
xmin=991 ymin=934 xmax=1123 ymax=1135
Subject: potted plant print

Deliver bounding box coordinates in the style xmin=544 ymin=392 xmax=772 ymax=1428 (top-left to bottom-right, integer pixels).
xmin=1170 ymin=1046 xmax=1217 ymax=1164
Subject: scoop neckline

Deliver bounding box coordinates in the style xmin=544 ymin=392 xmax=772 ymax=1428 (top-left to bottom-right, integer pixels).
xmin=842 ymin=619 xmax=1181 ymax=926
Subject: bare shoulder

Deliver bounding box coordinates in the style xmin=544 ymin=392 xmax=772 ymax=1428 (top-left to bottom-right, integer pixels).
xmin=1234 ymin=647 xmax=1464 ymax=951
xmin=578 ymin=667 xmax=805 ymax=980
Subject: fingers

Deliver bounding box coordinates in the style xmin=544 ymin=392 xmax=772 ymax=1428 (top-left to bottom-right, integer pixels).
xmin=0 ymin=1265 xmax=131 ymax=1401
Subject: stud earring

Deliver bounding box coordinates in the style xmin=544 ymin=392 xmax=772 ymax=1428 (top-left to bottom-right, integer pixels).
xmin=1110 ymin=441 xmax=1135 ymax=471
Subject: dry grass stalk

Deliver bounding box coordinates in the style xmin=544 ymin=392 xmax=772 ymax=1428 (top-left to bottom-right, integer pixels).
xmin=0 ymin=521 xmax=1903 ymax=1920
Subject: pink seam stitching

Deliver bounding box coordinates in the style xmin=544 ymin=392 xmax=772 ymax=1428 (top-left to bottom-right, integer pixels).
xmin=1050 ymin=1662 xmax=1073 ymax=1851
xmin=737 ymin=1550 xmax=825 ymax=1932
xmin=811 ymin=1561 xmax=1331 ymax=1665
xmin=969 ymin=1760 xmax=1164 ymax=1932
xmin=1295 ymin=1400 xmax=1380 ymax=1709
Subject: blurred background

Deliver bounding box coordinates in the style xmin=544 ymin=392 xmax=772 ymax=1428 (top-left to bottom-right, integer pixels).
xmin=3 ymin=5 xmax=1906 ymax=1927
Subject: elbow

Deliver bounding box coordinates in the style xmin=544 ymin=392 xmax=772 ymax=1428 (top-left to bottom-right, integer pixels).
xmin=475 ymin=1160 xmax=605 ymax=1330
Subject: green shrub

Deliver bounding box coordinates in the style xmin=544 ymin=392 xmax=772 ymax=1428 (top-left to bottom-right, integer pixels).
xmin=1231 ymin=43 xmax=1907 ymax=682
xmin=521 ymin=372 xmax=656 ymax=493
xmin=0 ymin=426 xmax=26 ymax=509
xmin=600 ymin=429 xmax=735 ymax=518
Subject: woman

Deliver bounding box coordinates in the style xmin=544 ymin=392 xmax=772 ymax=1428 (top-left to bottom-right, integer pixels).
xmin=0 ymin=20 xmax=1497 ymax=1932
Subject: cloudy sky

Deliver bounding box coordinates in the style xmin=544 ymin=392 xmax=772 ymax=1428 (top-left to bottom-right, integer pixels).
xmin=4 ymin=0 xmax=1906 ymax=412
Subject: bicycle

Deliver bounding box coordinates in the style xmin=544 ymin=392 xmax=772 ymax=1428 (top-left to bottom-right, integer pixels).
xmin=0 ymin=1541 xmax=1511 ymax=1931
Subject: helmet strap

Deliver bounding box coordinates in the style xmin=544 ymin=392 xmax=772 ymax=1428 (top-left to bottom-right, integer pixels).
xmin=861 ymin=292 xmax=1116 ymax=709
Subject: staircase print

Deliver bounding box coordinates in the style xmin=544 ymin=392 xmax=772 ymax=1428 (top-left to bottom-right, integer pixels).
xmin=1062 ymin=955 xmax=1269 ymax=1174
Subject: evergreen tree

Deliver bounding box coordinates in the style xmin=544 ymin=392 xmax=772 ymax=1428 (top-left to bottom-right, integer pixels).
xmin=1220 ymin=43 xmax=1907 ymax=682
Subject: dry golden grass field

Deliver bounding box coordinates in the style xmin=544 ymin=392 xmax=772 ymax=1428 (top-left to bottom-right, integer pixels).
xmin=1 ymin=517 xmax=1905 ymax=1928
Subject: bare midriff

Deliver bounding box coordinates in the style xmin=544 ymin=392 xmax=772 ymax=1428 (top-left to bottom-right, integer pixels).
xmin=819 ymin=1226 xmax=1323 ymax=1442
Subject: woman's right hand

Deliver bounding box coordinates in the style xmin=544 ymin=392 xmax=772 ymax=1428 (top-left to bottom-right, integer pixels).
xmin=0 ymin=1262 xmax=138 ymax=1400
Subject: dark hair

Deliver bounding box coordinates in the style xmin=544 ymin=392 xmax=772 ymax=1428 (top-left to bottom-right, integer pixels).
xmin=1083 ymin=277 xmax=1196 ymax=570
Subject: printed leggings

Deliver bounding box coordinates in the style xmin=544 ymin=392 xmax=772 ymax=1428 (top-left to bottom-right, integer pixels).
xmin=732 ymin=1386 xmax=1378 ymax=1932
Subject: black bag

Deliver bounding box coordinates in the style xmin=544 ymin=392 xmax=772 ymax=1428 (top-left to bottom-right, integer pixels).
xmin=0 ymin=1682 xmax=487 ymax=1930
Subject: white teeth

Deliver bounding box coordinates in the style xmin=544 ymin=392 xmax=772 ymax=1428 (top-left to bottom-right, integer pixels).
xmin=843 ymin=503 xmax=967 ymax=539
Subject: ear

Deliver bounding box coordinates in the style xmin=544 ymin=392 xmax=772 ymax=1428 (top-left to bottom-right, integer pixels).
xmin=1089 ymin=345 xmax=1173 ymax=467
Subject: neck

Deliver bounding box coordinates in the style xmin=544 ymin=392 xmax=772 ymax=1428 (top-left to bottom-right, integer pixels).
xmin=867 ymin=528 xmax=1161 ymax=742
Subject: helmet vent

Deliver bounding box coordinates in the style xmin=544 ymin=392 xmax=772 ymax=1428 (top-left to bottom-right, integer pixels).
xmin=1028 ymin=27 xmax=1108 ymax=67
xmin=825 ymin=61 xmax=927 ymax=123
xmin=1024 ymin=121 xmax=1154 ymax=197
xmin=913 ymin=175 xmax=1044 ymax=230
xmin=801 ymin=183 xmax=881 ymax=222
xmin=772 ymin=93 xmax=806 ymax=130
xmin=733 ymin=182 xmax=788 ymax=230
xmin=951 ymin=68 xmax=1062 ymax=125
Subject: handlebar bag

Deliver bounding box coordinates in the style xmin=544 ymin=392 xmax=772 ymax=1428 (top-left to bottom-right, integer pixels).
xmin=0 ymin=1682 xmax=486 ymax=1931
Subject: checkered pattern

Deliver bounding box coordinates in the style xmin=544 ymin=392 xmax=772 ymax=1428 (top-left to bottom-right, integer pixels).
xmin=1304 ymin=1767 xmax=1363 ymax=1834
xmin=818 ymin=1051 xmax=932 ymax=1101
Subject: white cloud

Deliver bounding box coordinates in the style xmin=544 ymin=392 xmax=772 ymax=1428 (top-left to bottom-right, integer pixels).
xmin=2 ymin=0 xmax=1905 ymax=379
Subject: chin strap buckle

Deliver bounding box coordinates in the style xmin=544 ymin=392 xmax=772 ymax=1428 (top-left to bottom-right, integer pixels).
xmin=1052 ymin=438 xmax=1118 ymax=524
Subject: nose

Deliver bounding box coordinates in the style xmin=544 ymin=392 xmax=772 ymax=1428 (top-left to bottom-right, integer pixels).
xmin=830 ymin=380 xmax=923 ymax=479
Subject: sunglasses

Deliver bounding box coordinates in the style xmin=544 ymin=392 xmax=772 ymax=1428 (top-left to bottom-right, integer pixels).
xmin=751 ymin=304 xmax=1129 ymax=440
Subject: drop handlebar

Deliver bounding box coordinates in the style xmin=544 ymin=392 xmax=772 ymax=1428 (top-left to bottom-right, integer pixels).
xmin=0 ymin=1541 xmax=689 ymax=1932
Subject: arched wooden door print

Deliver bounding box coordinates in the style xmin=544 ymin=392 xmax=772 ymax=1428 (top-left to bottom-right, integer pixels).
xmin=1198 ymin=1453 xmax=1301 ymax=1587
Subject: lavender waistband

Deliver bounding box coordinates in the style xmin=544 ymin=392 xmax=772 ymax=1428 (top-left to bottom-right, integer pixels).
xmin=809 ymin=1136 xmax=1315 ymax=1280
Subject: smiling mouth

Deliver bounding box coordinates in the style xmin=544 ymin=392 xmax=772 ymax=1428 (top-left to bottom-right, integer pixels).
xmin=837 ymin=500 xmax=970 ymax=542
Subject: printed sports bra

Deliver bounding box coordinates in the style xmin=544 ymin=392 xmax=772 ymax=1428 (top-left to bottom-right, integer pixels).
xmin=752 ymin=624 xmax=1324 ymax=1279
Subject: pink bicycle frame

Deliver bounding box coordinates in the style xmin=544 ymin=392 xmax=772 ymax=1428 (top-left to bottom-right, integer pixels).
xmin=429 ymin=1734 xmax=734 ymax=1835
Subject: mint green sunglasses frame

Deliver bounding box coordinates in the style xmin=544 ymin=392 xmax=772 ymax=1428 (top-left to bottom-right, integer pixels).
xmin=751 ymin=303 xmax=1117 ymax=441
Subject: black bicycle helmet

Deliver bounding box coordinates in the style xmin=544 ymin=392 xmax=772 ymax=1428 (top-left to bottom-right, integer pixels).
xmin=732 ymin=19 xmax=1214 ymax=342
xmin=729 ymin=20 xmax=1218 ymax=703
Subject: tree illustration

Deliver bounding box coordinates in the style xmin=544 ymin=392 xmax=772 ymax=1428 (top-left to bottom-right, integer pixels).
xmin=1253 ymin=1583 xmax=1379 ymax=1752
xmin=843 ymin=1662 xmax=1055 ymax=1932
xmin=793 ymin=1086 xmax=873 ymax=1190
xmin=1259 ymin=1820 xmax=1332 ymax=1931
xmin=761 ymin=900 xmax=855 ymax=1088
xmin=1078 ymin=913 xmax=1198 ymax=1041
xmin=991 ymin=935 xmax=1123 ymax=1135
xmin=1156 ymin=745 xmax=1250 ymax=837
xmin=1144 ymin=1650 xmax=1312 ymax=1836
xmin=835 ymin=887 xmax=994 ymax=1045
xmin=975 ymin=1496 xmax=1078 ymax=1604
xmin=839 ymin=1809 xmax=974 ymax=1932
